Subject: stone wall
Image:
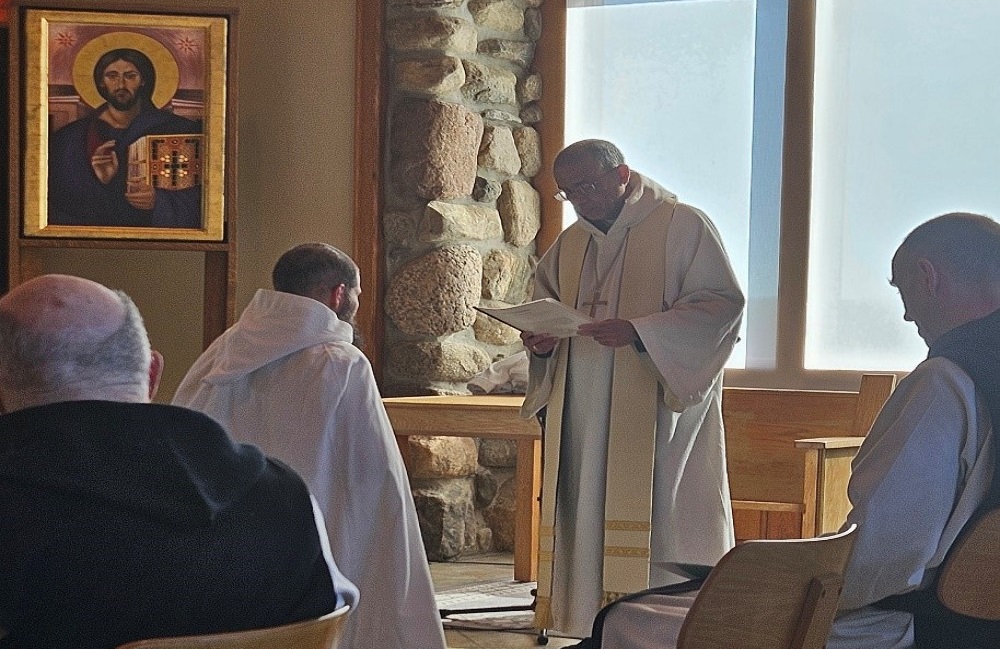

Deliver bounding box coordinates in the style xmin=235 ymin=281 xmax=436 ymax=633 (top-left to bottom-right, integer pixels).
xmin=383 ymin=0 xmax=543 ymax=559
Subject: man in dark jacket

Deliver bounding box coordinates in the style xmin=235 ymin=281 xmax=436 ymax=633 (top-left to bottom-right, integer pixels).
xmin=0 ymin=274 xmax=358 ymax=649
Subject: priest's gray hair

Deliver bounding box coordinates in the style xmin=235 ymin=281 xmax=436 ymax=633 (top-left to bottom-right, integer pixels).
xmin=272 ymin=242 xmax=359 ymax=298
xmin=0 ymin=290 xmax=151 ymax=400
xmin=900 ymin=212 xmax=1000 ymax=285
xmin=555 ymin=139 xmax=626 ymax=171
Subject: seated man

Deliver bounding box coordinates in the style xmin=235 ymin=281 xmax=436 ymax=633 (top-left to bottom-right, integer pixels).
xmin=173 ymin=243 xmax=446 ymax=649
xmin=0 ymin=275 xmax=357 ymax=649
xmin=576 ymin=212 xmax=1000 ymax=649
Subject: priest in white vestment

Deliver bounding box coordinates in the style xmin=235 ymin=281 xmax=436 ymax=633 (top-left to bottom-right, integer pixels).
xmin=173 ymin=243 xmax=446 ymax=649
xmin=521 ymin=139 xmax=745 ymax=638
xmin=593 ymin=213 xmax=1000 ymax=649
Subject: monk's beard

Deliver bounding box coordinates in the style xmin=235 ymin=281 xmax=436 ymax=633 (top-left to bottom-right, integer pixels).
xmin=336 ymin=307 xmax=364 ymax=351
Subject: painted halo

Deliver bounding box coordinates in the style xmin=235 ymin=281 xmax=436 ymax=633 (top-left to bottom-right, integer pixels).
xmin=72 ymin=31 xmax=180 ymax=109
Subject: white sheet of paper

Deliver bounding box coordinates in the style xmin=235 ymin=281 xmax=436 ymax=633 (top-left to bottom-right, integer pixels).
xmin=475 ymin=299 xmax=593 ymax=338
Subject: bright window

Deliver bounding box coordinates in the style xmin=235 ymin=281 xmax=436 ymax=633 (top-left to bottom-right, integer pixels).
xmin=565 ymin=0 xmax=1000 ymax=379
xmin=807 ymin=0 xmax=1000 ymax=370
xmin=565 ymin=0 xmax=787 ymax=369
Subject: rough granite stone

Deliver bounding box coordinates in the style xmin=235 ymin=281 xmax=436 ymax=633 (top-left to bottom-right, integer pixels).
xmin=411 ymin=478 xmax=477 ymax=560
xmin=385 ymin=244 xmax=482 ymax=336
xmin=384 ymin=208 xmax=423 ymax=248
xmin=520 ymin=102 xmax=542 ymax=124
xmin=479 ymin=438 xmax=518 ymax=467
xmin=389 ymin=340 xmax=493 ymax=383
xmin=462 ymin=60 xmax=518 ymax=105
xmin=473 ymin=304 xmax=522 ymax=345
xmin=513 ymin=126 xmax=542 ymax=177
xmin=391 ymin=99 xmax=483 ymax=200
xmin=419 ymin=201 xmax=503 ymax=242
xmin=497 ymin=179 xmax=541 ymax=246
xmin=477 ymin=38 xmax=536 ymax=68
xmin=403 ymin=435 xmax=479 ymax=479
xmin=395 ymin=56 xmax=466 ymax=94
xmin=388 ymin=15 xmax=478 ymax=54
xmin=518 ymin=72 xmax=542 ymax=104
xmin=478 ymin=124 xmax=522 ymax=176
xmin=482 ymin=472 xmax=517 ymax=551
xmin=475 ymin=468 xmax=501 ymax=508
xmin=482 ymin=108 xmax=522 ymax=124
xmin=524 ymin=6 xmax=542 ymax=41
xmin=469 ymin=0 xmax=525 ymax=33
xmin=481 ymin=250 xmax=516 ymax=300
xmin=473 ymin=176 xmax=502 ymax=202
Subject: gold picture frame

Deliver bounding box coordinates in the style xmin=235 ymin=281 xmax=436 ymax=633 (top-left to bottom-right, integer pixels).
xmin=10 ymin=1 xmax=234 ymax=241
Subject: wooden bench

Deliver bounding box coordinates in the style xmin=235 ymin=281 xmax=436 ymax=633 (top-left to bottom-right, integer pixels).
xmin=383 ymin=374 xmax=896 ymax=581
xmin=725 ymin=373 xmax=896 ymax=541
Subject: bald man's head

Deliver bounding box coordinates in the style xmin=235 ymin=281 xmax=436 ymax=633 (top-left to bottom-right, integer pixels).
xmin=0 ymin=275 xmax=157 ymax=412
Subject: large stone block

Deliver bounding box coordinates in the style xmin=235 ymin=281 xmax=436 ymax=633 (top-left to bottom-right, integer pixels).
xmin=462 ymin=60 xmax=518 ymax=105
xmin=390 ymin=99 xmax=484 ymax=200
xmin=388 ymin=340 xmax=493 ymax=383
xmin=473 ymin=176 xmax=502 ymax=202
xmin=412 ymin=477 xmax=482 ymax=560
xmin=524 ymin=6 xmax=542 ymax=41
xmin=469 ymin=0 xmax=525 ymax=33
xmin=388 ymin=15 xmax=478 ymax=54
xmin=497 ymin=179 xmax=541 ymax=246
xmin=478 ymin=38 xmax=536 ymax=69
xmin=473 ymin=302 xmax=522 ymax=345
xmin=479 ymin=438 xmax=518 ymax=468
xmin=478 ymin=124 xmax=522 ymax=176
xmin=420 ymin=201 xmax=503 ymax=242
xmin=518 ymin=72 xmax=542 ymax=104
xmin=482 ymin=471 xmax=517 ymax=551
xmin=403 ymin=435 xmax=479 ymax=479
xmin=513 ymin=126 xmax=542 ymax=177
xmin=395 ymin=56 xmax=466 ymax=94
xmin=482 ymin=249 xmax=534 ymax=302
xmin=386 ymin=244 xmax=482 ymax=336
xmin=520 ymin=102 xmax=542 ymax=124
xmin=481 ymin=249 xmax=514 ymax=299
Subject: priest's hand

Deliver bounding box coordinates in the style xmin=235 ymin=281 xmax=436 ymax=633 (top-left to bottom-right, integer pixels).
xmin=578 ymin=318 xmax=639 ymax=348
xmin=522 ymin=331 xmax=557 ymax=357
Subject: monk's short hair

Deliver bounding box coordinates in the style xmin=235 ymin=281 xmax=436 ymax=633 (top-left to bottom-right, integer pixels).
xmin=900 ymin=212 xmax=1000 ymax=285
xmin=0 ymin=290 xmax=150 ymax=393
xmin=556 ymin=139 xmax=626 ymax=171
xmin=272 ymin=243 xmax=359 ymax=297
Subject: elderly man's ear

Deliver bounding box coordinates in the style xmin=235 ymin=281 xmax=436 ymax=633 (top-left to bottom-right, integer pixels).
xmin=148 ymin=350 xmax=164 ymax=400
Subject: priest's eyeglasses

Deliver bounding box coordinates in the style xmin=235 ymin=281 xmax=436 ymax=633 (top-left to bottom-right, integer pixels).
xmin=554 ymin=168 xmax=619 ymax=202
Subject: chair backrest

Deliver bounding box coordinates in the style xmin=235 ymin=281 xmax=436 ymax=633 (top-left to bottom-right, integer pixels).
xmin=937 ymin=508 xmax=1000 ymax=620
xmin=677 ymin=525 xmax=858 ymax=649
xmin=850 ymin=373 xmax=897 ymax=436
xmin=114 ymin=606 xmax=350 ymax=649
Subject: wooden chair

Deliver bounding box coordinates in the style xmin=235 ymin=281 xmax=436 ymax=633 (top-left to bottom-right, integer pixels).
xmin=937 ymin=508 xmax=1000 ymax=621
xmin=115 ymin=606 xmax=350 ymax=649
xmin=676 ymin=524 xmax=858 ymax=649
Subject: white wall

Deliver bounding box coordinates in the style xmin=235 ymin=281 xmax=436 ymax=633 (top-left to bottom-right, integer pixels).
xmin=33 ymin=0 xmax=358 ymax=400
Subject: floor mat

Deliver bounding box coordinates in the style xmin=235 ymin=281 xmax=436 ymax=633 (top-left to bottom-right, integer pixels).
xmin=436 ymin=579 xmax=537 ymax=630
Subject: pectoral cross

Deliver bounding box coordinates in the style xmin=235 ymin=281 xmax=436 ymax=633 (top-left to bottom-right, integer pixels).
xmin=582 ymin=291 xmax=608 ymax=317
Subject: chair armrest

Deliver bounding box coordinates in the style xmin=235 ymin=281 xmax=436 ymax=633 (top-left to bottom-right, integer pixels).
xmin=794 ymin=436 xmax=865 ymax=450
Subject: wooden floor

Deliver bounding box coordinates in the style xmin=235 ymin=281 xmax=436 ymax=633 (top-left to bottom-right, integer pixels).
xmin=431 ymin=554 xmax=579 ymax=649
